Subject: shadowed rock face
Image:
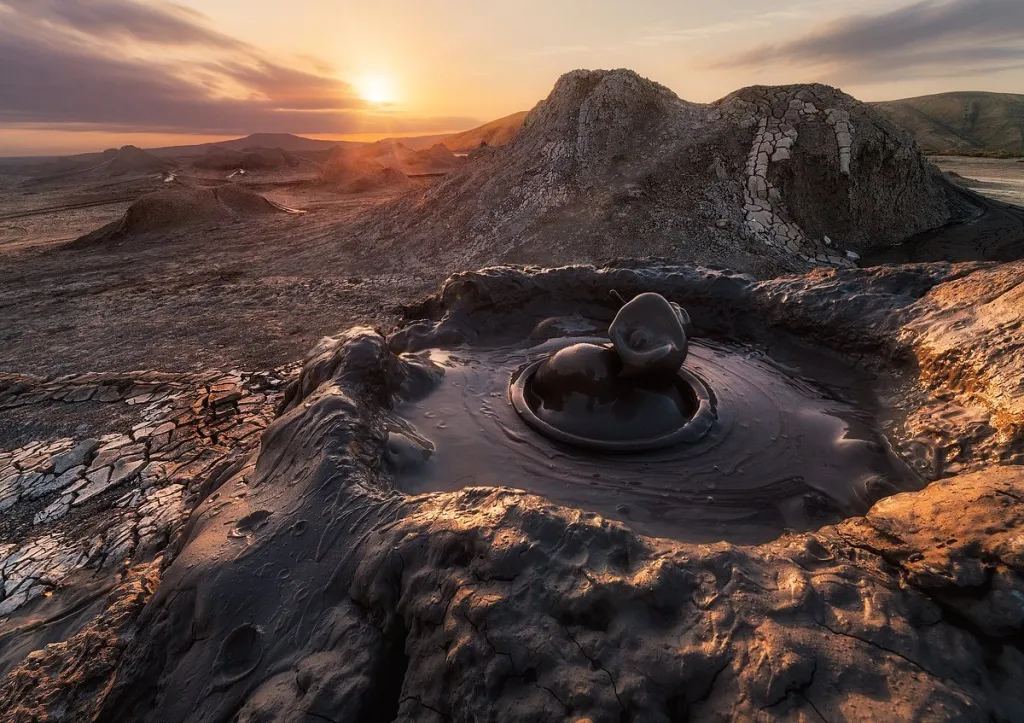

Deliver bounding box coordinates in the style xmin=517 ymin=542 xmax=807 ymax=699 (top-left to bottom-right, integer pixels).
xmin=5 ymin=263 xmax=1003 ymax=722
xmin=356 ymin=70 xmax=954 ymax=277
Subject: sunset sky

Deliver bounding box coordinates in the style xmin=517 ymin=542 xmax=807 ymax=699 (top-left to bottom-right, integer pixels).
xmin=1 ymin=0 xmax=1022 ymax=155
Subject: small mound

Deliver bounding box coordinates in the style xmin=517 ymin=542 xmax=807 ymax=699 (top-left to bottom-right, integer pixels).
xmin=105 ymin=145 xmax=170 ymax=176
xmin=402 ymin=143 xmax=466 ymax=173
xmin=72 ymin=186 xmax=286 ymax=245
xmin=194 ymin=147 xmax=245 ymax=171
xmin=342 ymin=166 xmax=412 ymax=193
xmin=319 ymin=147 xmax=388 ymax=184
xmin=197 ymin=146 xmax=301 ymax=172
xmin=239 ymin=147 xmax=300 ymax=170
xmin=321 ymin=141 xmax=465 ymax=181
xmin=319 ymin=148 xmax=414 ymax=190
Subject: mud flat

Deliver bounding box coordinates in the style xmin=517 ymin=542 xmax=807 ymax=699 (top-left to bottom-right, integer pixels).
xmin=933 ymin=156 xmax=1024 ymax=207
xmin=863 ymin=183 xmax=1024 ymax=264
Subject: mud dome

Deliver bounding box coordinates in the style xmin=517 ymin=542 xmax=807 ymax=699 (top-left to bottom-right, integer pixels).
xmin=389 ymin=335 xmax=918 ymax=544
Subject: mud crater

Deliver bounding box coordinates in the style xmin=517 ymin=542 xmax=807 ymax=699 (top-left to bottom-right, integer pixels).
xmin=388 ymin=329 xmax=919 ymax=544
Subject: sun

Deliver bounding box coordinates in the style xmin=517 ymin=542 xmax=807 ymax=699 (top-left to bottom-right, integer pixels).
xmin=357 ymin=75 xmax=395 ymax=105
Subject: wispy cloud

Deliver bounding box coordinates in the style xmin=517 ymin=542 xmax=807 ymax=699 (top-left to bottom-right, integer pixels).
xmin=0 ymin=0 xmax=477 ymax=135
xmin=629 ymin=4 xmax=835 ymax=49
xmin=712 ymin=0 xmax=1024 ymax=81
xmin=522 ymin=2 xmax=835 ymax=62
xmin=3 ymin=0 xmax=244 ymax=49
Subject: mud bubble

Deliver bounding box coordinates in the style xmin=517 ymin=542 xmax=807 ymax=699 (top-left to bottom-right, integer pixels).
xmin=511 ymin=293 xmax=711 ymax=452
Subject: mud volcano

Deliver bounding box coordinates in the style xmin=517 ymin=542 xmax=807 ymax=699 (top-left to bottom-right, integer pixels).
xmin=388 ymin=285 xmax=918 ymax=543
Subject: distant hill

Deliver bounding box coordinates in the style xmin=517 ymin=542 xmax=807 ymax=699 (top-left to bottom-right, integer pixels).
xmin=106 ymin=145 xmax=170 ymax=175
xmin=873 ymin=92 xmax=1024 ymax=155
xmin=213 ymin=133 xmax=345 ymax=153
xmin=377 ymin=113 xmax=528 ymax=152
xmin=148 ymin=133 xmax=358 ymax=159
xmin=438 ymin=111 xmax=528 ymax=151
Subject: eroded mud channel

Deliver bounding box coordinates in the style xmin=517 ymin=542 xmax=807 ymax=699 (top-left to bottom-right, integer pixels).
xmin=389 ymin=334 xmax=919 ymax=544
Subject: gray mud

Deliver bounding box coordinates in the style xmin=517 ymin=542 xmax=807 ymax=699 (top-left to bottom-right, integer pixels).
xmin=392 ymin=336 xmax=918 ymax=544
xmin=864 ymin=185 xmax=1024 ymax=265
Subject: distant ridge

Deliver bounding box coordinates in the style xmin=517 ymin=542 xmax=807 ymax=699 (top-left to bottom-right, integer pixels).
xmin=437 ymin=111 xmax=528 ymax=151
xmin=149 ymin=133 xmax=356 ymax=158
xmin=873 ymin=91 xmax=1024 ymax=155
xmin=2 ymin=118 xmax=529 ymax=167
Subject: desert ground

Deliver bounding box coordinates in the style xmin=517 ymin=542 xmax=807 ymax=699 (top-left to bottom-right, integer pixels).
xmin=932 ymin=156 xmax=1024 ymax=206
xmin=1 ymin=72 xmax=1023 ymax=722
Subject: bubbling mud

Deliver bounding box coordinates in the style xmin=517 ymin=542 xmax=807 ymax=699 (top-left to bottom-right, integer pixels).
xmin=389 ymin=336 xmax=921 ymax=544
xmin=510 ymin=343 xmax=715 ymax=451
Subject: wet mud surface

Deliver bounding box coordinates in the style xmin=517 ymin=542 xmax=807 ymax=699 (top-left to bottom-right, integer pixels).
xmin=864 ymin=185 xmax=1024 ymax=265
xmin=392 ymin=336 xmax=918 ymax=543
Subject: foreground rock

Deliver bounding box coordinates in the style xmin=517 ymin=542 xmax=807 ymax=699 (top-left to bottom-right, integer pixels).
xmin=357 ymin=70 xmax=956 ymax=277
xmin=0 ymin=366 xmax=294 ymax=700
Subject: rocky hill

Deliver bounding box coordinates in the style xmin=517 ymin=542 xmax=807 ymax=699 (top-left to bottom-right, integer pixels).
xmin=355 ymin=69 xmax=952 ymax=277
xmin=873 ymin=91 xmax=1024 ymax=155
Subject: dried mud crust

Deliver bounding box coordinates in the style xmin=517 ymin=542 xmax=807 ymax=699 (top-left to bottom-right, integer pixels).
xmin=0 ymin=364 xmax=296 ymax=706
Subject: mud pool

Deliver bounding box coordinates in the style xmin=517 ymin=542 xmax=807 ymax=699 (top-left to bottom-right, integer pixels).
xmin=388 ymin=336 xmax=920 ymax=543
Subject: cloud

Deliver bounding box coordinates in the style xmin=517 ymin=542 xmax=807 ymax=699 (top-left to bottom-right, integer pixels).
xmin=713 ymin=0 xmax=1024 ymax=81
xmin=0 ymin=0 xmax=478 ymax=136
xmin=2 ymin=0 xmax=243 ymax=49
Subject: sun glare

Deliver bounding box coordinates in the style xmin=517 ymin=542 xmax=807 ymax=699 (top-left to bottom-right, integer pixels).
xmin=357 ymin=75 xmax=395 ymax=105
